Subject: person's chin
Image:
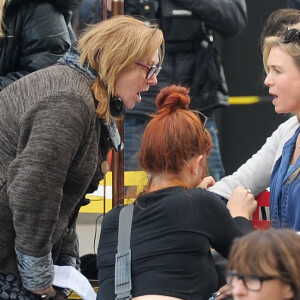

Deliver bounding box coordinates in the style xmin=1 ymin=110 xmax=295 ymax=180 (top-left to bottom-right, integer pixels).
xmin=125 ymin=102 xmax=136 ymax=110
xmin=274 ymin=106 xmax=286 ymax=114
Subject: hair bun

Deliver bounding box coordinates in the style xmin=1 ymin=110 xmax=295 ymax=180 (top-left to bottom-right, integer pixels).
xmin=155 ymin=85 xmax=190 ymax=114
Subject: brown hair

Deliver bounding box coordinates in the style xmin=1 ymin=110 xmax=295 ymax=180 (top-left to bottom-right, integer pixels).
xmin=259 ymin=8 xmax=300 ymax=55
xmin=77 ymin=15 xmax=164 ymax=123
xmin=229 ymin=229 xmax=300 ymax=298
xmin=140 ymin=85 xmax=212 ymax=179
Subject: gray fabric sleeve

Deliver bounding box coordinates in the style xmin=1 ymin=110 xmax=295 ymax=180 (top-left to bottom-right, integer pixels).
xmin=15 ymin=248 xmax=54 ymax=291
xmin=56 ymin=227 xmax=79 ymax=270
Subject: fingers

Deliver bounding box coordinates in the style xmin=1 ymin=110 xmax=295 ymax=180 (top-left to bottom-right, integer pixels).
xmin=215 ymin=284 xmax=232 ymax=300
xmin=234 ymin=186 xmax=255 ymax=201
xmin=32 ymin=286 xmax=57 ymax=300
xmin=198 ymin=176 xmax=216 ymax=189
xmin=227 ymin=186 xmax=257 ymax=219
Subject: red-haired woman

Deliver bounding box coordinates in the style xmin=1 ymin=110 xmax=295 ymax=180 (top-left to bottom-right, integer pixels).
xmin=97 ymin=85 xmax=257 ymax=300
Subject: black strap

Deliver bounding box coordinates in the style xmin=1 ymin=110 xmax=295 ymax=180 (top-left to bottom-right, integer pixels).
xmin=115 ymin=204 xmax=134 ymax=300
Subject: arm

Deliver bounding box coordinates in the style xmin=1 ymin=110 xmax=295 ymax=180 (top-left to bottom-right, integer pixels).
xmin=8 ymin=96 xmax=92 ymax=292
xmin=0 ymin=3 xmax=71 ymax=90
xmin=174 ymin=0 xmax=248 ymax=37
xmin=208 ymin=123 xmax=283 ymax=199
xmin=203 ymin=191 xmax=254 ymax=258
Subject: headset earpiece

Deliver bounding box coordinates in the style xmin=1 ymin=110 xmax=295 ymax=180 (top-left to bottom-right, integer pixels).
xmin=110 ymin=96 xmax=125 ymax=117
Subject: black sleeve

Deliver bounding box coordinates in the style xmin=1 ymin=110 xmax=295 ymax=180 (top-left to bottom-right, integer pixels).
xmin=287 ymin=0 xmax=300 ymax=8
xmin=197 ymin=190 xmax=253 ymax=258
xmin=173 ymin=0 xmax=248 ymax=37
xmin=0 ymin=4 xmax=71 ymax=91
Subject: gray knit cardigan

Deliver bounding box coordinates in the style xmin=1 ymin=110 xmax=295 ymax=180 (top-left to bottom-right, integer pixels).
xmin=0 ymin=64 xmax=111 ymax=285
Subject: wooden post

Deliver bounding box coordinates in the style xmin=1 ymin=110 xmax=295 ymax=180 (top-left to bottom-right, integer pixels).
xmin=111 ymin=0 xmax=124 ymax=16
xmin=110 ymin=0 xmax=125 ymax=207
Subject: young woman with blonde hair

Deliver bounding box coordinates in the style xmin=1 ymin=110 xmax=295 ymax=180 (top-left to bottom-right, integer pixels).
xmin=210 ymin=18 xmax=300 ymax=231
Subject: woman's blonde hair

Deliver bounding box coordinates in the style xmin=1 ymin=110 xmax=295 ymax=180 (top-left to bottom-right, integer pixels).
xmin=263 ymin=22 xmax=300 ymax=181
xmin=0 ymin=0 xmax=6 ymax=38
xmin=77 ymin=15 xmax=164 ymax=123
xmin=229 ymin=229 xmax=300 ymax=299
xmin=263 ymin=22 xmax=300 ymax=74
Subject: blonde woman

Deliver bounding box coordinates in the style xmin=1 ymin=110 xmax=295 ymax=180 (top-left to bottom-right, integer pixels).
xmin=0 ymin=15 xmax=164 ymax=299
xmin=0 ymin=0 xmax=79 ymax=91
xmin=210 ymin=20 xmax=300 ymax=231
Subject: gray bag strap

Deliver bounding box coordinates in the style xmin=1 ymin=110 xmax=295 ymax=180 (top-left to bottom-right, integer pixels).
xmin=115 ymin=203 xmax=134 ymax=300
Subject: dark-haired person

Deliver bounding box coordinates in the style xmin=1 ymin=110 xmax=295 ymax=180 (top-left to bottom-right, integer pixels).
xmin=97 ymin=85 xmax=256 ymax=300
xmin=0 ymin=15 xmax=164 ymax=300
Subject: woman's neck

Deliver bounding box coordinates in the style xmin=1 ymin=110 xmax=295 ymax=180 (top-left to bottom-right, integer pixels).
xmin=148 ymin=174 xmax=189 ymax=193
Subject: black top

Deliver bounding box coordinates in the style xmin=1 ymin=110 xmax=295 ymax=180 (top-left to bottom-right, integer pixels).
xmin=97 ymin=186 xmax=253 ymax=300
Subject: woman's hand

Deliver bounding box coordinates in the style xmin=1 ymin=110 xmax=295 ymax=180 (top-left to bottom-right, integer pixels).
xmin=227 ymin=186 xmax=257 ymax=219
xmin=32 ymin=286 xmax=57 ymax=300
xmin=198 ymin=176 xmax=215 ymax=189
xmin=216 ymin=284 xmax=232 ymax=299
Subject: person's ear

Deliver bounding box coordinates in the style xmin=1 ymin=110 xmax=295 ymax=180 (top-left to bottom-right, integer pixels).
xmin=192 ymin=155 xmax=203 ymax=175
xmin=196 ymin=155 xmax=204 ymax=164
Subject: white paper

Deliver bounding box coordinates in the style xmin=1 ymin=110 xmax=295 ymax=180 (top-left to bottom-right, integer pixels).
xmin=53 ymin=265 xmax=96 ymax=300
xmin=89 ymin=185 xmax=112 ymax=198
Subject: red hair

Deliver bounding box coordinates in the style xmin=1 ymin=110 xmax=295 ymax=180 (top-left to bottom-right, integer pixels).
xmin=140 ymin=85 xmax=212 ymax=176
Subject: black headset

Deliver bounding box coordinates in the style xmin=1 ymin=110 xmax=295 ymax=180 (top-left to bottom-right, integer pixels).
xmin=110 ymin=96 xmax=125 ymax=117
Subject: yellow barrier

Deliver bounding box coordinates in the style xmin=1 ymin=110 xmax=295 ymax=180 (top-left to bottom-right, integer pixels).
xmin=69 ymin=281 xmax=98 ymax=299
xmin=228 ymin=96 xmax=260 ymax=105
xmin=80 ymin=171 xmax=149 ymax=214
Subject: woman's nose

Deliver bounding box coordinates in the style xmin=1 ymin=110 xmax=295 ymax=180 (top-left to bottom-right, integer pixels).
xmin=147 ymin=74 xmax=158 ymax=85
xmin=264 ymin=73 xmax=273 ymax=87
